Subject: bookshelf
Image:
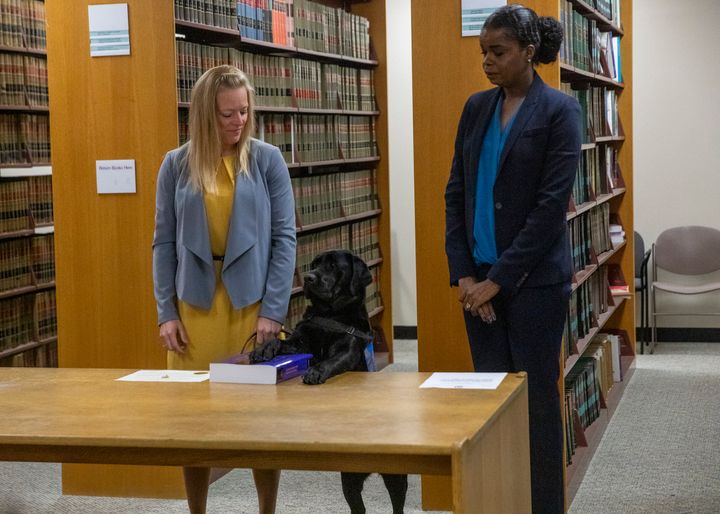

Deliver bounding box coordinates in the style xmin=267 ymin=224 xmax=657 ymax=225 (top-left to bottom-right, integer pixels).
xmin=411 ymin=0 xmax=633 ymax=511
xmin=0 ymin=0 xmax=57 ymax=368
xmin=47 ymin=0 xmax=389 ymax=499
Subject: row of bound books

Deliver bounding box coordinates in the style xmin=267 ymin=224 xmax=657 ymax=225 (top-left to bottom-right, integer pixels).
xmin=572 ymin=145 xmax=618 ymax=206
xmin=560 ymin=83 xmax=620 ymax=143
xmin=560 ymin=0 xmax=621 ymax=81
xmin=286 ymin=271 xmax=382 ymax=331
xmin=0 ymin=175 xmax=53 ymax=233
xmin=568 ymin=203 xmax=615 ymax=274
xmin=364 ymin=265 xmax=382 ymax=313
xmin=0 ymin=113 xmax=50 ymax=164
xmin=178 ymin=112 xmax=378 ymax=163
xmin=564 ymin=329 xmax=625 ymax=464
xmin=292 ymin=168 xmax=378 ymax=227
xmin=0 ymin=0 xmax=46 ymax=50
xmin=176 ymin=41 xmax=375 ymax=110
xmin=237 ymin=0 xmax=294 ymax=46
xmin=294 ymin=217 xmax=380 ymax=288
xmin=0 ymin=53 xmax=48 ymax=107
xmin=0 ymin=234 xmax=54 ymax=292
xmin=235 ymin=0 xmax=371 ymax=60
xmin=174 ymin=0 xmax=237 ymax=30
xmin=566 ymin=266 xmax=610 ymax=356
xmin=0 ymin=288 xmax=55 ymax=355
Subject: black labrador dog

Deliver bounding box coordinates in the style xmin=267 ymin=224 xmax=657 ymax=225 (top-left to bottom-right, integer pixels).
xmin=250 ymin=249 xmax=407 ymax=514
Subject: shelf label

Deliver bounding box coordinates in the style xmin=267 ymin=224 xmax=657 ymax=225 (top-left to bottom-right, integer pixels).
xmin=88 ymin=4 xmax=130 ymax=57
xmin=96 ymin=159 xmax=136 ymax=194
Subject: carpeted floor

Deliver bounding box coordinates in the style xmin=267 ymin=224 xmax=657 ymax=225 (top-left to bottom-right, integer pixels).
xmin=1 ymin=341 xmax=719 ymax=513
xmin=568 ymin=342 xmax=720 ymax=514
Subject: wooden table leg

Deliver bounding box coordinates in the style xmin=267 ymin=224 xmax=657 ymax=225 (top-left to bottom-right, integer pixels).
xmin=451 ymin=380 xmax=531 ymax=513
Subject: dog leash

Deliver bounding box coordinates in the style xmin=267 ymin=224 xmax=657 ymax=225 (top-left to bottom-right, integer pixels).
xmin=303 ymin=316 xmax=374 ymax=342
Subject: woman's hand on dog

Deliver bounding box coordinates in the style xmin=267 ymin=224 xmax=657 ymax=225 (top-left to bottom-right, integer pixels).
xmin=256 ymin=316 xmax=282 ymax=345
xmin=159 ymin=319 xmax=189 ymax=353
xmin=458 ymin=276 xmax=500 ymax=323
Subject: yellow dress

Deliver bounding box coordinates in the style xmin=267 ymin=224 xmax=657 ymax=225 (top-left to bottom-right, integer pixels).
xmin=168 ymin=156 xmax=261 ymax=370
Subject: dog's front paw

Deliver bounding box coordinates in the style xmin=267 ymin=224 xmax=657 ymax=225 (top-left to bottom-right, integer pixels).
xmin=303 ymin=365 xmax=330 ymax=385
xmin=249 ymin=339 xmax=281 ymax=363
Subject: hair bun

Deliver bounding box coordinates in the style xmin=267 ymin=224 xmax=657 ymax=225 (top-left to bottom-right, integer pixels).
xmin=536 ymin=16 xmax=564 ymax=64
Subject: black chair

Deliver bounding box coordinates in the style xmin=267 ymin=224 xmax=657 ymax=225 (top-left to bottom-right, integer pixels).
xmin=634 ymin=231 xmax=651 ymax=353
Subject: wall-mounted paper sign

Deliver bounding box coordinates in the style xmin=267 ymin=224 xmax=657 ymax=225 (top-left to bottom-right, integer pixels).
xmin=96 ymin=159 xmax=136 ymax=194
xmin=461 ymin=0 xmax=505 ymax=37
xmin=88 ymin=3 xmax=130 ymax=57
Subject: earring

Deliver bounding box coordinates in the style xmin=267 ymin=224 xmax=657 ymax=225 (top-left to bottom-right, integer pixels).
xmin=527 ymin=58 xmax=531 ymax=62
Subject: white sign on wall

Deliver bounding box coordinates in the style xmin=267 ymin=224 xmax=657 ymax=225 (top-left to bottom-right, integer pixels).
xmin=96 ymin=159 xmax=136 ymax=194
xmin=88 ymin=3 xmax=130 ymax=57
xmin=461 ymin=0 xmax=506 ymax=37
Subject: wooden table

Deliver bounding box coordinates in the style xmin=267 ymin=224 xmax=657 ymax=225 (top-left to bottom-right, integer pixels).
xmin=0 ymin=368 xmax=530 ymax=513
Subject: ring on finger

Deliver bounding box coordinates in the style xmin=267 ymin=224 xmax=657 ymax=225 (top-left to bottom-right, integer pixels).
xmin=465 ymin=302 xmax=472 ymax=311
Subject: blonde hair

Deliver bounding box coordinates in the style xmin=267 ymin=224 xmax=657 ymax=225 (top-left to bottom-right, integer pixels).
xmin=184 ymin=65 xmax=256 ymax=192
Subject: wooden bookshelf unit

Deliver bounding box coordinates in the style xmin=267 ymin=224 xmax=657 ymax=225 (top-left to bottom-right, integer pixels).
xmin=411 ymin=0 xmax=634 ymax=511
xmin=0 ymin=0 xmax=57 ymax=368
xmin=47 ymin=0 xmax=391 ymax=498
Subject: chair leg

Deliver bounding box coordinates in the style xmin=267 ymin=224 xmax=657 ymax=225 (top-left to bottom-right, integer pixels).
xmin=650 ymin=287 xmax=657 ymax=355
xmin=639 ymin=287 xmax=645 ymax=354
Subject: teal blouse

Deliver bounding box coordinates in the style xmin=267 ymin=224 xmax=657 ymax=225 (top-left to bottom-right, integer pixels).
xmin=472 ymin=96 xmax=520 ymax=266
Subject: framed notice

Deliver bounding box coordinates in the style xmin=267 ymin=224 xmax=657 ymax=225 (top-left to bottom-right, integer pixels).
xmin=88 ymin=3 xmax=130 ymax=57
xmin=461 ymin=0 xmax=506 ymax=37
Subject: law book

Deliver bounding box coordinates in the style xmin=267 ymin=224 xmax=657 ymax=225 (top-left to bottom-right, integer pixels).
xmin=209 ymin=352 xmax=313 ymax=384
xmin=607 ymin=263 xmax=629 ymax=296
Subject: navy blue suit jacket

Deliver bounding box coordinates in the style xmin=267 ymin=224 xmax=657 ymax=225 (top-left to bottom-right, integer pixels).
xmin=445 ymin=74 xmax=582 ymax=294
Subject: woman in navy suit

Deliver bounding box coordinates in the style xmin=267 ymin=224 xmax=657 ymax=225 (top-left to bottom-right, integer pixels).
xmin=445 ymin=5 xmax=581 ymax=513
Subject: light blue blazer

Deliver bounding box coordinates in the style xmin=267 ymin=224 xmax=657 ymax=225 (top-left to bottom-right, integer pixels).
xmin=152 ymin=139 xmax=296 ymax=325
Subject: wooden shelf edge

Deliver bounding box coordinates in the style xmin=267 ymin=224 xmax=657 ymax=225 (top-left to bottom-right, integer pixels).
xmin=560 ymin=62 xmax=624 ymax=89
xmin=174 ymin=19 xmax=377 ymax=67
xmin=178 ymin=103 xmax=379 ymax=116
xmin=0 ymin=281 xmax=56 ymax=301
xmin=287 ymin=156 xmax=380 ymax=169
xmin=567 ymin=188 xmax=626 ymax=221
xmin=297 ymin=209 xmax=381 ymax=234
xmin=0 ymin=229 xmax=34 ymax=240
xmin=596 ymin=240 xmax=626 ymax=266
xmin=565 ymin=296 xmax=626 ymax=375
xmin=0 ymin=104 xmax=49 ymax=112
xmin=0 ymin=45 xmax=47 ymax=56
xmin=0 ymin=165 xmax=52 ymax=177
xmin=0 ymin=335 xmax=57 ymax=361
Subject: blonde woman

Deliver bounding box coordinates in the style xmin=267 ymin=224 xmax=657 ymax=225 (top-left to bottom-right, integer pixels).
xmin=153 ymin=65 xmax=296 ymax=514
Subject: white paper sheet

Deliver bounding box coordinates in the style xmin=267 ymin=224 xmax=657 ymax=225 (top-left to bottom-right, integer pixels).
xmin=419 ymin=372 xmax=507 ymax=390
xmin=117 ymin=370 xmax=209 ymax=382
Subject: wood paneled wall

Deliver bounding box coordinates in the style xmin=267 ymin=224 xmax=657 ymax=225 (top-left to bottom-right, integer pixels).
xmin=47 ymin=0 xmax=185 ymax=498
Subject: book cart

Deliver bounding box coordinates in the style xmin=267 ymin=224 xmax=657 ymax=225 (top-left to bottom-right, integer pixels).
xmin=411 ymin=0 xmax=634 ymax=510
xmin=46 ymin=0 xmax=391 ymax=498
xmin=0 ymin=0 xmax=57 ymax=369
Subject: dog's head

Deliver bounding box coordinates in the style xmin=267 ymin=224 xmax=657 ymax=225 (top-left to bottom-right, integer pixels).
xmin=303 ymin=250 xmax=372 ymax=312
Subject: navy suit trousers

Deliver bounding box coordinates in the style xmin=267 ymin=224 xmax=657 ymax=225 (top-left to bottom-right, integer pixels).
xmin=463 ymin=281 xmax=570 ymax=514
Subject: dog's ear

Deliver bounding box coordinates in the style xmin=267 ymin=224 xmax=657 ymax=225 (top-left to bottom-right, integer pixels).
xmin=350 ymin=254 xmax=372 ymax=296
